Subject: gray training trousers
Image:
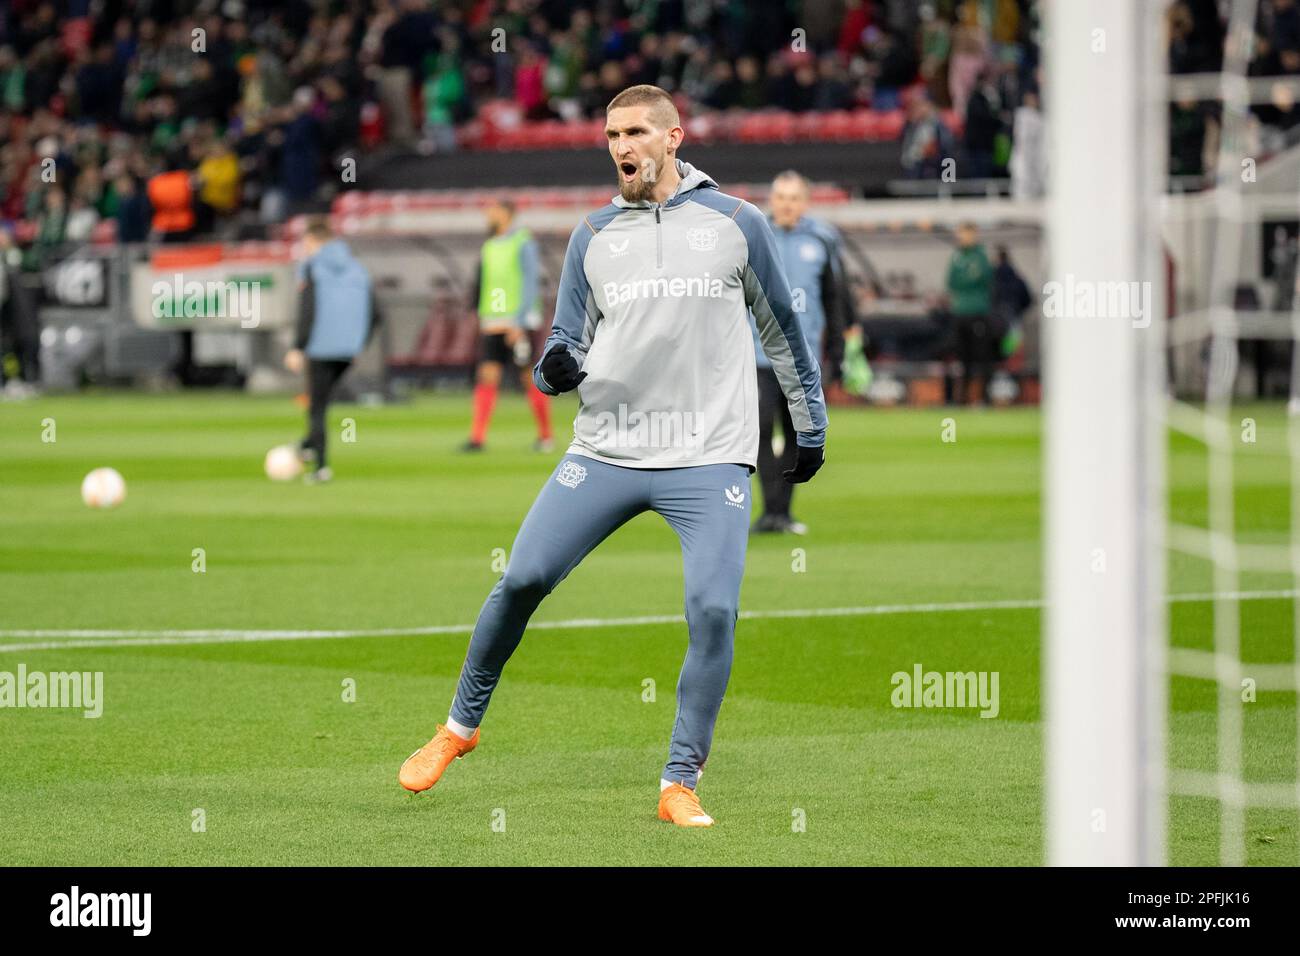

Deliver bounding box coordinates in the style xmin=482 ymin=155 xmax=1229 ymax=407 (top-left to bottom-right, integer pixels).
xmin=449 ymin=452 xmax=752 ymax=789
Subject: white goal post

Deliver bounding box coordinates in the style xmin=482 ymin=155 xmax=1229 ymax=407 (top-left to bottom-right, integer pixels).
xmin=1044 ymin=0 xmax=1168 ymax=865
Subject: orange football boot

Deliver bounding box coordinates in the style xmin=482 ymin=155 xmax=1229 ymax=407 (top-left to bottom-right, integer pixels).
xmin=657 ymin=782 xmax=715 ymax=827
xmin=399 ymin=724 xmax=479 ymax=793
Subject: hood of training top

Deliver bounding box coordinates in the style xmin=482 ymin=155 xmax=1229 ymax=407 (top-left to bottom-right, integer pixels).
xmin=533 ymin=159 xmax=827 ymax=470
xmin=301 ymin=238 xmax=374 ymax=360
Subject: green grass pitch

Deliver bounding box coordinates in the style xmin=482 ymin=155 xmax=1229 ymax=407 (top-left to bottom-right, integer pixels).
xmin=0 ymin=391 xmax=1295 ymax=865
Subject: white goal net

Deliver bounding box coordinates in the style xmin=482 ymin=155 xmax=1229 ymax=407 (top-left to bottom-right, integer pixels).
xmin=1047 ymin=0 xmax=1300 ymax=866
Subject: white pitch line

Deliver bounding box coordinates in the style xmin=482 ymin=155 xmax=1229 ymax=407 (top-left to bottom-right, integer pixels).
xmin=0 ymin=589 xmax=1294 ymax=654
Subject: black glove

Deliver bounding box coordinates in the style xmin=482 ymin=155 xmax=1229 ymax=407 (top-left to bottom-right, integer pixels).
xmin=783 ymin=443 xmax=824 ymax=484
xmin=539 ymin=347 xmax=587 ymax=393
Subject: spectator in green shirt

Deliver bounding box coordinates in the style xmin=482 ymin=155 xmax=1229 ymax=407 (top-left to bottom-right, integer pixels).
xmin=422 ymin=50 xmax=465 ymax=154
xmin=945 ymin=221 xmax=995 ymax=405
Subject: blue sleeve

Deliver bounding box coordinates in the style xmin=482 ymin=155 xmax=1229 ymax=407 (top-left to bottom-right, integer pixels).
xmin=734 ymin=202 xmax=828 ymax=447
xmin=533 ymin=220 xmax=596 ymax=395
xmin=515 ymin=237 xmax=539 ymax=328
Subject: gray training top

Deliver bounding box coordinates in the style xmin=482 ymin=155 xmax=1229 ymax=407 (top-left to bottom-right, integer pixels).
xmin=533 ymin=159 xmax=828 ymax=470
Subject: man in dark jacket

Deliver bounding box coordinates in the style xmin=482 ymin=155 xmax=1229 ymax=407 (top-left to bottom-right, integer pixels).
xmin=284 ymin=217 xmax=383 ymax=482
xmin=113 ymin=174 xmax=152 ymax=244
xmin=991 ymin=246 xmax=1032 ymax=361
xmin=0 ymin=226 xmax=42 ymax=397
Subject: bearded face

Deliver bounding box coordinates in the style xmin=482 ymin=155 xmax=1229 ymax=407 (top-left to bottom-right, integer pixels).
xmin=606 ymin=104 xmax=679 ymax=204
xmin=618 ymin=153 xmax=666 ymax=203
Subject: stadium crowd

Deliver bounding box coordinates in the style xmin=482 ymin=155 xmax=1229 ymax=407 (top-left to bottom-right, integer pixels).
xmin=0 ymin=0 xmax=1295 ymax=250
xmin=0 ymin=0 xmax=1032 ymax=249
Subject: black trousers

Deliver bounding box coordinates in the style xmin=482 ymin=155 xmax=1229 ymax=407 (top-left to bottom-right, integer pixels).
xmin=955 ymin=314 xmax=994 ymax=404
xmin=0 ymin=270 xmax=42 ymax=385
xmin=302 ymin=359 xmax=351 ymax=468
xmin=757 ymin=366 xmax=796 ymax=519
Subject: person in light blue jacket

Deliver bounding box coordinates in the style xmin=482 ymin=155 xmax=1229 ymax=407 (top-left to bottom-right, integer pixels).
xmin=749 ymin=170 xmax=854 ymax=534
xmin=285 ymin=217 xmax=383 ymax=482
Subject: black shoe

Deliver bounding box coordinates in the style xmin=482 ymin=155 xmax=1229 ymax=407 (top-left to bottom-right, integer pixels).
xmin=460 ymin=440 xmax=484 ymax=453
xmin=750 ymin=514 xmax=782 ymax=534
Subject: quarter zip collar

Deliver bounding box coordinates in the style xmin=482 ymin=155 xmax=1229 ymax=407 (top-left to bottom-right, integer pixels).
xmin=654 ymin=203 xmax=662 ymax=268
xmin=617 ymin=160 xmax=718 ymax=270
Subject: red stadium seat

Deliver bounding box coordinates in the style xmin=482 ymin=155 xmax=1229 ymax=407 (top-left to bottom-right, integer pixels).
xmin=876 ymin=110 xmax=905 ymax=139
xmin=334 ymin=191 xmax=362 ymax=213
xmin=517 ymin=124 xmax=549 ymax=149
xmin=416 ymin=316 xmax=457 ymax=365
xmin=537 ymin=189 xmax=572 ymax=208
xmin=441 ymin=315 xmax=481 ymax=367
xmin=459 ymin=121 xmax=488 ymax=149
xmin=684 ymin=114 xmax=715 ymax=144
xmin=737 ymin=114 xmax=769 ymax=143
xmin=538 ymin=121 xmax=569 ymax=148
xmin=772 ymin=112 xmax=799 ymax=142
xmin=790 ymin=111 xmax=822 ymax=140
xmin=389 ymin=314 xmax=443 ymax=367
xmin=846 ymin=111 xmax=876 ymax=140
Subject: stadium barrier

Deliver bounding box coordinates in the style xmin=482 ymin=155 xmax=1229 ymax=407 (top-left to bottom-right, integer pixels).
xmin=455 ymin=104 xmax=955 ymax=151
xmin=26 ymin=198 xmax=1047 ymax=403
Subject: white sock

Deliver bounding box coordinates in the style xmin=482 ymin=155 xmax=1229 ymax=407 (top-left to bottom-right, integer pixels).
xmin=660 ymin=769 xmax=703 ymax=791
xmin=446 ymin=717 xmax=477 ymax=740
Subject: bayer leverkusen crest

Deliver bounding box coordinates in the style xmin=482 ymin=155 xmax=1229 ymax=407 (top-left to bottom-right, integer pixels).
xmin=685 ymin=227 xmax=718 ymax=252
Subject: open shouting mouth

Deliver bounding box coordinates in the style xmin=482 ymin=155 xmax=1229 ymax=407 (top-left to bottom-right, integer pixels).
xmin=619 ymin=160 xmax=639 ymax=184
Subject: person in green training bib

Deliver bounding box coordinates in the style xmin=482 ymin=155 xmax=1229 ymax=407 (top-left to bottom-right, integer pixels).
xmin=463 ymin=198 xmax=553 ymax=452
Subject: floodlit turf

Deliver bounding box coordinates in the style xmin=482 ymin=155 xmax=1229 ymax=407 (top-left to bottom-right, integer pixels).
xmin=0 ymin=390 xmax=1295 ymax=865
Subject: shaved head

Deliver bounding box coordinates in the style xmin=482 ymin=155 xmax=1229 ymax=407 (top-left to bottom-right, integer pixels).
xmin=772 ymin=170 xmax=810 ymax=196
xmin=770 ymin=169 xmax=810 ymax=229
xmin=606 ymin=84 xmax=680 ymax=130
